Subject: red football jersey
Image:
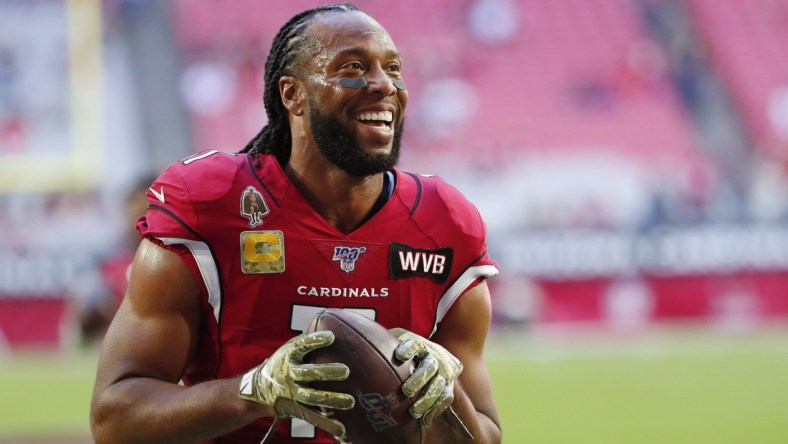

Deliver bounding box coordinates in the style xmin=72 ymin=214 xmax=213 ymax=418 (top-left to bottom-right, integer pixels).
xmin=137 ymin=151 xmax=499 ymax=443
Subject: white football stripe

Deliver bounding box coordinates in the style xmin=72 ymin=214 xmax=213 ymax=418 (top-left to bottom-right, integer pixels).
xmin=431 ymin=264 xmax=499 ymax=337
xmin=158 ymin=237 xmax=221 ymax=322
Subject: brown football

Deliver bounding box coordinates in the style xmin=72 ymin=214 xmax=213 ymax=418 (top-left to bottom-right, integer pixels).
xmin=305 ymin=308 xmax=422 ymax=444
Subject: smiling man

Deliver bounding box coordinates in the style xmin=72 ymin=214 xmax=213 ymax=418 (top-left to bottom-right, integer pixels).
xmin=90 ymin=3 xmax=502 ymax=444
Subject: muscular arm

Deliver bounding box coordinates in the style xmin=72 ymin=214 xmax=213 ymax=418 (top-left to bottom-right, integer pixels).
xmin=90 ymin=239 xmax=270 ymax=444
xmin=428 ymin=282 xmax=502 ymax=443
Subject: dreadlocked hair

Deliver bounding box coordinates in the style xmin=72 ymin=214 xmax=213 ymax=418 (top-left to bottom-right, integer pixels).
xmin=240 ymin=3 xmax=362 ymax=166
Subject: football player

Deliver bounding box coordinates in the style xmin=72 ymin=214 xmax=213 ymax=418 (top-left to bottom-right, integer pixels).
xmin=90 ymin=3 xmax=502 ymax=443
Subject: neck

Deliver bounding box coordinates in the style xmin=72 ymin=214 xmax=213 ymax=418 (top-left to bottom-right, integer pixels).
xmin=285 ymin=159 xmax=385 ymax=234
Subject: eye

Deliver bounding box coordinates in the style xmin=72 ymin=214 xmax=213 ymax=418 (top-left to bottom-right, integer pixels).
xmin=340 ymin=61 xmax=365 ymax=71
xmin=386 ymin=63 xmax=402 ymax=74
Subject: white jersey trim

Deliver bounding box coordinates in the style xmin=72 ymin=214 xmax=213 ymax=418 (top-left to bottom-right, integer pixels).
xmin=431 ymin=264 xmax=499 ymax=337
xmin=158 ymin=237 xmax=221 ymax=322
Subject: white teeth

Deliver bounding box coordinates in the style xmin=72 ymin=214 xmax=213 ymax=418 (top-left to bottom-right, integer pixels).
xmin=356 ymin=111 xmax=393 ymax=122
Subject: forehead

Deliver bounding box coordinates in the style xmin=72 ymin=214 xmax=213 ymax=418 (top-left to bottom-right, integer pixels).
xmin=304 ymin=11 xmax=399 ymax=59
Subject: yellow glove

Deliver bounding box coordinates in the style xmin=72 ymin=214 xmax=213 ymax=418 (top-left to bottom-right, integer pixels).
xmin=239 ymin=331 xmax=355 ymax=440
xmin=389 ymin=328 xmax=463 ymax=426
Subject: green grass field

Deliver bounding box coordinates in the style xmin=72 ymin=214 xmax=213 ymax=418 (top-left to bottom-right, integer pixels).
xmin=0 ymin=350 xmax=97 ymax=442
xmin=488 ymin=325 xmax=788 ymax=443
xmin=2 ymin=325 xmax=787 ymax=443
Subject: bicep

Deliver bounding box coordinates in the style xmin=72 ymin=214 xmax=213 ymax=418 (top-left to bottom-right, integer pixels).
xmin=95 ymin=238 xmax=202 ymax=389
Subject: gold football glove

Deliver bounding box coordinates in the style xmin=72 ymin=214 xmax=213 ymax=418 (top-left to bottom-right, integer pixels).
xmin=390 ymin=328 xmax=462 ymax=424
xmin=239 ymin=331 xmax=355 ymax=440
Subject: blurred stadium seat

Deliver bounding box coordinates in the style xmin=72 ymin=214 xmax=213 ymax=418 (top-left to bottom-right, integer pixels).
xmin=172 ymin=0 xmax=709 ymax=172
xmin=687 ymin=0 xmax=788 ymax=158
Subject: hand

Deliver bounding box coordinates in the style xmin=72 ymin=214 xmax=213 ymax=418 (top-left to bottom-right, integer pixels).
xmin=389 ymin=328 xmax=463 ymax=426
xmin=239 ymin=331 xmax=355 ymax=439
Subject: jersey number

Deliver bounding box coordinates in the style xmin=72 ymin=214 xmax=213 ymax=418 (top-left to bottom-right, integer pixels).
xmin=288 ymin=304 xmax=377 ymax=439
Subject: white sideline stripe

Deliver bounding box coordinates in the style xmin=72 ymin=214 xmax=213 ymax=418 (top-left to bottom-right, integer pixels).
xmin=485 ymin=331 xmax=788 ymax=363
xmin=159 ymin=237 xmax=222 ymax=322
xmin=431 ymin=264 xmax=499 ymax=337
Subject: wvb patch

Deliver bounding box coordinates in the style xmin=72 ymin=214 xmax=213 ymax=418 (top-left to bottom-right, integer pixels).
xmin=332 ymin=246 xmax=367 ymax=273
xmin=389 ymin=243 xmax=453 ymax=283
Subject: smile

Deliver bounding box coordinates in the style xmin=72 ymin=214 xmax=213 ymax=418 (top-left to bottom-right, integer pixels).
xmin=355 ymin=111 xmax=393 ymax=133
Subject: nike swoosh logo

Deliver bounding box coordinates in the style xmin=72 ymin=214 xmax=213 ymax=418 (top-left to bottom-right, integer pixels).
xmin=149 ymin=186 xmax=165 ymax=203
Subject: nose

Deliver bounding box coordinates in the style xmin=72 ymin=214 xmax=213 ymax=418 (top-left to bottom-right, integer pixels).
xmin=365 ymin=64 xmax=397 ymax=96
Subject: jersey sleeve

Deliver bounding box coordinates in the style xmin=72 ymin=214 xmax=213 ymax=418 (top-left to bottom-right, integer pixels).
xmin=415 ymin=175 xmax=500 ymax=331
xmin=427 ymin=176 xmax=499 ymax=274
xmin=138 ymin=162 xmax=200 ymax=243
xmin=136 ymin=154 xmax=215 ymax=304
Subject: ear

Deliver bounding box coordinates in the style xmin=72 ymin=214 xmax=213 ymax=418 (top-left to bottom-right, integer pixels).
xmin=280 ymin=76 xmax=306 ymax=117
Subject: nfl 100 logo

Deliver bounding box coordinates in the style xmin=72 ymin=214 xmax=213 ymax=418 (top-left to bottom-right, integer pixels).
xmin=332 ymin=246 xmax=367 ymax=273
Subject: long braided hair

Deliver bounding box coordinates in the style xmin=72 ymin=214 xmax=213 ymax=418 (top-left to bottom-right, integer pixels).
xmin=239 ymin=3 xmax=361 ymax=166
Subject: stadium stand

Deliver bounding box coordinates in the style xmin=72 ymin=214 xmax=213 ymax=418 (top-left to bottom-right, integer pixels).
xmin=170 ymin=0 xmax=711 ymax=176
xmin=687 ymin=0 xmax=788 ymax=159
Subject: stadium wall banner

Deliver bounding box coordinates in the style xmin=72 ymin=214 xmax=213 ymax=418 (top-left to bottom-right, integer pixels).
xmin=494 ymin=225 xmax=788 ymax=278
xmin=4 ymin=225 xmax=788 ymax=348
xmin=490 ymin=225 xmax=788 ymax=327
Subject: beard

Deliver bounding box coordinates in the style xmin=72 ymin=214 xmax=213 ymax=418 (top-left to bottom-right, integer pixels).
xmin=309 ymin=106 xmax=403 ymax=177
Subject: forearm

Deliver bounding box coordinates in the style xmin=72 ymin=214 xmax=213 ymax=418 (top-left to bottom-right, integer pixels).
xmin=91 ymin=376 xmax=270 ymax=444
xmin=427 ymin=381 xmax=502 ymax=444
